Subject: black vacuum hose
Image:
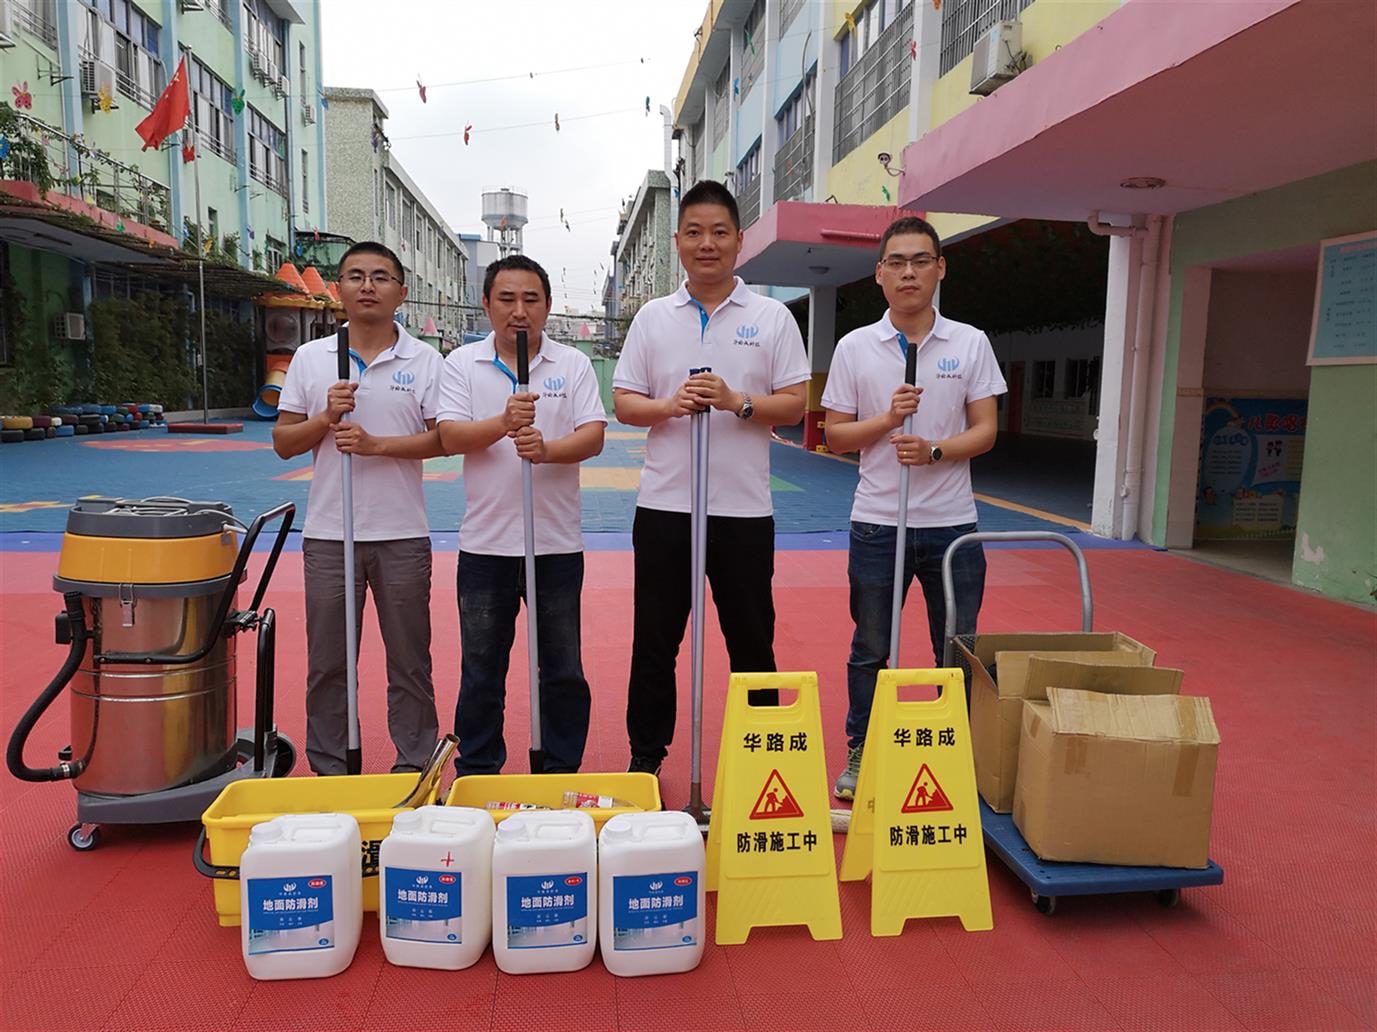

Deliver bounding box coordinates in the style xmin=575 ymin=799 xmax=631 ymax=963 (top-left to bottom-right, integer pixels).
xmin=6 ymin=592 xmax=89 ymax=782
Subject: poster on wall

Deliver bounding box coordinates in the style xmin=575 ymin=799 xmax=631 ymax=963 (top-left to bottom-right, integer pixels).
xmin=1196 ymin=398 xmax=1307 ymax=540
xmin=1307 ymin=230 xmax=1376 ymax=365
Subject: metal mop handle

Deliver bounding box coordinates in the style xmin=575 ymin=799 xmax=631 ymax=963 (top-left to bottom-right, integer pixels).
xmin=337 ymin=325 xmax=362 ymax=775
xmin=517 ymin=330 xmax=544 ymax=774
xmin=687 ymin=366 xmax=711 ymax=821
xmin=887 ymin=334 xmax=918 ymax=669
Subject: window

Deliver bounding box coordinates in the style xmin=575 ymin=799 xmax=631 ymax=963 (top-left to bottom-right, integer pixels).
xmin=247 ymin=106 xmax=287 ymax=195
xmin=188 ymin=55 xmax=235 ymax=160
xmin=740 ymin=0 xmax=765 ymax=95
xmin=1032 ymin=360 xmax=1056 ymax=400
xmin=940 ymin=0 xmax=1034 ymax=76
xmin=300 ymin=150 xmax=309 ymax=214
xmin=711 ymin=67 xmax=729 ymax=145
xmin=81 ymin=0 xmax=163 ymax=108
xmin=776 ymin=71 xmax=815 ymax=145
xmin=833 ymin=0 xmax=913 ymax=162
xmin=402 ymin=201 xmax=414 ymax=243
xmin=266 ymin=236 xmax=285 ymax=272
xmin=386 ymin=184 xmax=398 ymax=228
xmin=299 ymin=41 xmax=307 ymax=97
xmin=207 ymin=207 xmax=219 ymax=243
xmin=736 ymin=142 xmax=761 ymax=186
xmin=1066 ymin=356 xmax=1100 ymax=415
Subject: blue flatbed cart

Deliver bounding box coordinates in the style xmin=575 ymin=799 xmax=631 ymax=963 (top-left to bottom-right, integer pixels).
xmin=941 ymin=531 xmax=1226 ymax=915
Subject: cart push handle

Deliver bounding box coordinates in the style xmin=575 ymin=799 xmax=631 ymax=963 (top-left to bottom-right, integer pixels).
xmin=940 ymin=531 xmax=1093 ymax=668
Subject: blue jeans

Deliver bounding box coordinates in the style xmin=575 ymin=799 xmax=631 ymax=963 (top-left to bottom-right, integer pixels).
xmin=454 ymin=551 xmax=591 ymax=774
xmin=845 ymin=521 xmax=985 ymax=748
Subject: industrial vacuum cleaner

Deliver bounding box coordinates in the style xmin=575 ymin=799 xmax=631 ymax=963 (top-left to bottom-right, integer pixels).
xmin=6 ymin=496 xmax=298 ymax=850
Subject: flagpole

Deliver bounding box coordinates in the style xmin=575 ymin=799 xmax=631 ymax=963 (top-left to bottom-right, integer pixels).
xmin=190 ymin=119 xmax=209 ymax=424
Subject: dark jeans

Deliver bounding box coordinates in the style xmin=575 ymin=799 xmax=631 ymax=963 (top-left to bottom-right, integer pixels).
xmin=454 ymin=551 xmax=591 ymax=775
xmin=626 ymin=506 xmax=778 ymax=763
xmin=845 ymin=521 xmax=985 ymax=748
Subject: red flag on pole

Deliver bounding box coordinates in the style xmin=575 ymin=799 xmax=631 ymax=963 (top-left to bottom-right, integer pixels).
xmin=136 ymin=56 xmax=190 ymax=151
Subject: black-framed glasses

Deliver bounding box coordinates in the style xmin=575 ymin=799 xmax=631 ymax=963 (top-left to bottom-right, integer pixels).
xmin=880 ymin=254 xmax=939 ymax=272
xmin=341 ymin=271 xmax=400 ymax=287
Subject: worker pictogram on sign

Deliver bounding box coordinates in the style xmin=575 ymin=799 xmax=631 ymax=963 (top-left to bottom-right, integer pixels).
xmin=749 ymin=769 xmax=804 ymax=820
xmin=902 ymin=764 xmax=954 ymax=814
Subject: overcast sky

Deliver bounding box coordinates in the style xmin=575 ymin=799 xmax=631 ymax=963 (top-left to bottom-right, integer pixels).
xmin=320 ymin=0 xmax=705 ymax=313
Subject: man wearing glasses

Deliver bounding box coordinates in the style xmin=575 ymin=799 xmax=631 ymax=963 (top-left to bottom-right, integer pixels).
xmin=821 ymin=217 xmax=1006 ymax=800
xmin=273 ymin=241 xmax=445 ymax=775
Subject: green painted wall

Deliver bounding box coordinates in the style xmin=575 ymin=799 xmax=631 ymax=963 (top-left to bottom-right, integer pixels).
xmin=1156 ymin=161 xmax=1377 ymax=604
xmin=1290 ymin=365 xmax=1377 ymax=603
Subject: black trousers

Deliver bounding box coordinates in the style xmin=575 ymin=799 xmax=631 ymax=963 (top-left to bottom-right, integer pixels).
xmin=626 ymin=506 xmax=778 ymax=762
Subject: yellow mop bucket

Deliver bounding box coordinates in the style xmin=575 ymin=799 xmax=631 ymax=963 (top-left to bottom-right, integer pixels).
xmin=195 ymin=772 xmax=441 ymax=927
xmin=445 ymin=772 xmax=661 ymax=833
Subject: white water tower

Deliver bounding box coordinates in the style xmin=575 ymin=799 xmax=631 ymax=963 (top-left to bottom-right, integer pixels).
xmin=481 ymin=186 xmax=528 ymax=257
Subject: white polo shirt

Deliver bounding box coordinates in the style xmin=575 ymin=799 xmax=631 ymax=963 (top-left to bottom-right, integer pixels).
xmin=613 ymin=277 xmax=810 ymax=517
xmin=821 ymin=309 xmax=1006 ymax=528
xmin=278 ymin=325 xmax=443 ymax=541
xmin=436 ymin=332 xmax=607 ymax=556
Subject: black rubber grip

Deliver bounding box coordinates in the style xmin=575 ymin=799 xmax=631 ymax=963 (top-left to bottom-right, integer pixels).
xmin=337 ymin=325 xmax=351 ymax=381
xmin=516 ymin=330 xmax=529 ymax=386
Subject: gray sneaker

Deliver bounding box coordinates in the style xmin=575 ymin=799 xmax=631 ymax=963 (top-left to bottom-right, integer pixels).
xmin=833 ymin=745 xmax=863 ymax=800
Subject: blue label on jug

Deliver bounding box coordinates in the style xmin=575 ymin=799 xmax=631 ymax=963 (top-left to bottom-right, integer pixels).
xmin=245 ymin=875 xmax=335 ymax=955
xmin=384 ymin=867 xmax=462 ymax=944
xmin=504 ymin=873 xmax=589 ymax=949
xmin=611 ymin=872 xmax=698 ymax=951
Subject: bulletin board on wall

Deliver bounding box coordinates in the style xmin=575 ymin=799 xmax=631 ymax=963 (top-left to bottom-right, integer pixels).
xmin=1307 ymin=230 xmax=1377 ymax=365
xmin=1196 ymin=398 xmax=1307 ymax=541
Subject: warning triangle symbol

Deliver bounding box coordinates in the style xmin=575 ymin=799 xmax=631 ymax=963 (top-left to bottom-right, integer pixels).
xmin=902 ymin=763 xmax=954 ymax=814
xmin=749 ymin=768 xmax=805 ymax=820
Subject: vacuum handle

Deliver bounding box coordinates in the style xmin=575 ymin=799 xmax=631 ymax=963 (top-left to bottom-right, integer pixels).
xmin=336 ymin=324 xmax=351 ymax=382
xmin=516 ymin=329 xmax=529 ymax=387
xmin=903 ymin=332 xmax=917 ymax=386
xmin=99 ymin=501 xmax=295 ymax=665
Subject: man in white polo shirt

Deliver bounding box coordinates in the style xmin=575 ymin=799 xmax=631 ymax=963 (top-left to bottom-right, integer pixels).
xmin=822 ymin=215 xmax=1006 ymax=800
xmin=437 ymin=255 xmax=606 ymax=775
xmin=273 ymin=240 xmax=445 ymax=775
xmin=613 ymin=179 xmax=810 ymax=777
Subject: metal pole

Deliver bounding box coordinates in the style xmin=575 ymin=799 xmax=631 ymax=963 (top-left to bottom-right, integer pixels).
xmin=686 ymin=365 xmax=711 ymax=829
xmin=337 ymin=324 xmax=361 ymax=775
xmin=517 ymin=330 xmax=544 ymax=773
xmin=191 ymin=125 xmax=209 ymax=424
xmin=888 ymin=333 xmax=918 ymax=668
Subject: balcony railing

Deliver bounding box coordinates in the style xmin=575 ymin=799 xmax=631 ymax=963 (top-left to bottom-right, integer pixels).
xmin=773 ymin=115 xmax=814 ymax=202
xmin=833 ymin=5 xmax=914 ymax=164
xmin=738 ymin=175 xmax=761 ymax=228
xmin=0 ymin=111 xmax=172 ymax=233
xmin=11 ymin=0 xmax=58 ymax=49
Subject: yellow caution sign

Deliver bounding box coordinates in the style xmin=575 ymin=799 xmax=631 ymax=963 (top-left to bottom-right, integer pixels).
xmin=839 ymin=668 xmax=992 ymax=935
xmin=706 ymin=672 xmax=842 ymax=944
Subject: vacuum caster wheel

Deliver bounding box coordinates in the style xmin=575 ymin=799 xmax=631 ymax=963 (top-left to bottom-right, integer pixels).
xmin=1031 ymin=892 xmax=1057 ymax=915
xmin=68 ymin=823 xmax=101 ymax=851
xmin=1155 ymin=888 xmax=1180 ymax=909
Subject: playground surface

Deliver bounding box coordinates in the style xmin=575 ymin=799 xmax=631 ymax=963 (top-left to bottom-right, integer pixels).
xmin=1 ymin=423 xmax=1373 ymax=1031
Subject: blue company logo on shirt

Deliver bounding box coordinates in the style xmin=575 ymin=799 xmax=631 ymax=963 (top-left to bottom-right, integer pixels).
xmin=542 ymin=375 xmax=568 ymax=399
xmin=734 ymin=323 xmax=761 ymax=347
xmin=390 ymin=369 xmax=416 ymax=393
xmin=936 ymin=355 xmax=962 ymax=379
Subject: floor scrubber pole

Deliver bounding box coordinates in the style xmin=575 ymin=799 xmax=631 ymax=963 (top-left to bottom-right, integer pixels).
xmin=685 ymin=365 xmax=711 ymax=829
xmin=888 ymin=335 xmax=918 ymax=669
xmin=337 ymin=325 xmax=362 ymax=775
xmin=517 ymin=330 xmax=544 ymax=774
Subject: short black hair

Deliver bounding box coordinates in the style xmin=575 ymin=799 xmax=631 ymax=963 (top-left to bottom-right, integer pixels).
xmin=879 ymin=216 xmax=942 ymax=260
xmin=339 ymin=241 xmax=405 ymax=283
xmin=483 ymin=254 xmax=552 ymax=303
xmin=678 ymin=180 xmax=740 ymax=231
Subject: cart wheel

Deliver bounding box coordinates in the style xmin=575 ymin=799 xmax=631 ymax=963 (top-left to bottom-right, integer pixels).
xmin=272 ymin=735 xmax=297 ymax=778
xmin=68 ymin=823 xmax=101 ymax=851
xmin=1031 ymin=892 xmax=1057 ymax=915
xmin=1155 ymin=888 xmax=1180 ymax=909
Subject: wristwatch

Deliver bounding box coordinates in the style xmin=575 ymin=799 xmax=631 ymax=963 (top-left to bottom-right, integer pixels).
xmin=736 ymin=393 xmax=754 ymax=420
xmin=929 ymin=444 xmax=943 ymax=463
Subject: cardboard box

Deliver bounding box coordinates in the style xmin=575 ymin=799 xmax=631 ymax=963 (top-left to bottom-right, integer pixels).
xmin=1013 ymin=687 xmax=1220 ymax=869
xmin=956 ymin=633 xmax=1158 ymax=812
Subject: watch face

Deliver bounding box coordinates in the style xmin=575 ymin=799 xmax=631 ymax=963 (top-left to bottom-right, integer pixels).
xmin=931 ymin=446 xmax=942 ymax=462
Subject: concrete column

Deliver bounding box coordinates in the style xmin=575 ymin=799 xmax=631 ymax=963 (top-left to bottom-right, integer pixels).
xmin=1135 ymin=215 xmax=1174 ymax=544
xmin=804 ymin=284 xmax=838 ymax=450
xmin=232 ymin=2 xmax=251 ymax=267
xmin=54 ymin=1 xmax=85 ymax=199
xmin=1090 ymin=232 xmax=1138 ymax=537
xmin=758 ymin=0 xmax=779 ymax=211
xmin=811 ymin=0 xmax=837 ymax=200
xmin=909 ymin=0 xmax=941 ymax=142
xmin=1163 ymin=263 xmax=1211 ymax=549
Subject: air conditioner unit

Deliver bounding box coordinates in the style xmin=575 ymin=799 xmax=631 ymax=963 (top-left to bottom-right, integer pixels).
xmin=179 ymin=0 xmax=205 ymax=10
xmin=80 ymin=58 xmax=97 ymax=96
xmin=301 ymin=102 xmax=315 ymax=125
xmin=969 ymin=19 xmax=1023 ymax=96
xmin=275 ymin=74 xmax=290 ymax=98
xmin=249 ymin=48 xmax=265 ymax=79
xmin=0 ymin=1 xmax=16 ymax=50
xmin=53 ymin=313 xmax=87 ymax=340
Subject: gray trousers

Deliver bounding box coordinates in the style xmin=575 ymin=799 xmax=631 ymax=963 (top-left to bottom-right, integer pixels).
xmin=302 ymin=536 xmax=438 ymax=774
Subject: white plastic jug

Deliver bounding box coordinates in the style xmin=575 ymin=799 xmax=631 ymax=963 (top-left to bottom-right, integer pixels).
xmin=239 ymin=813 xmax=362 ymax=981
xmin=379 ymin=805 xmax=493 ymax=970
xmin=491 ymin=809 xmax=596 ymax=974
xmin=598 ymin=811 xmax=706 ymax=976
